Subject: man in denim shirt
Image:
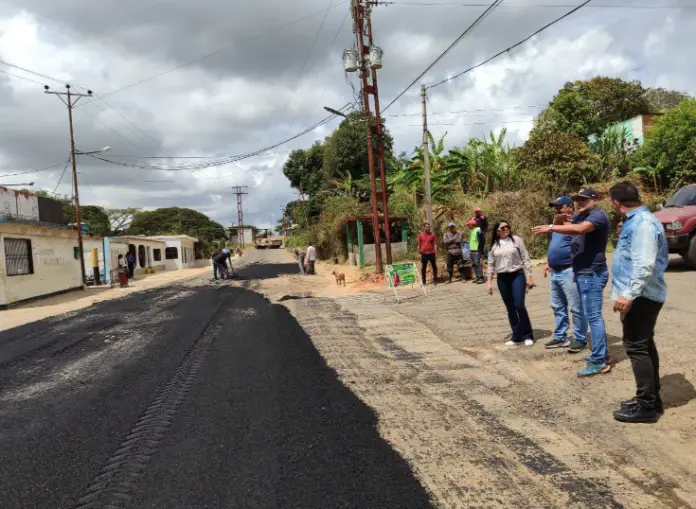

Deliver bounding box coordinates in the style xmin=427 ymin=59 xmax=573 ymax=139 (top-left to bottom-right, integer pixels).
xmin=542 ymin=197 xmax=587 ymax=350
xmin=532 ymin=187 xmax=610 ymax=377
xmin=609 ymin=182 xmax=668 ymax=424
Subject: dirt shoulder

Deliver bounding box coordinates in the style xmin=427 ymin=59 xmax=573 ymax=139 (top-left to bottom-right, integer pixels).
xmin=256 ymin=254 xmax=696 ymax=508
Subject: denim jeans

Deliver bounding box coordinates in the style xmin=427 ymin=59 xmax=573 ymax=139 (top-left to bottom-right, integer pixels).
xmin=213 ymin=262 xmax=227 ymax=280
xmin=549 ymin=267 xmax=587 ymax=342
xmin=298 ymin=253 xmax=306 ymax=274
xmin=470 ymin=252 xmax=484 ymax=281
xmin=497 ymin=270 xmax=533 ymax=342
xmin=575 ymin=267 xmax=609 ymax=363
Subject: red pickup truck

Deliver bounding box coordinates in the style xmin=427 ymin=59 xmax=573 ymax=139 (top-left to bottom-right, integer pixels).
xmin=654 ymin=184 xmax=696 ymax=268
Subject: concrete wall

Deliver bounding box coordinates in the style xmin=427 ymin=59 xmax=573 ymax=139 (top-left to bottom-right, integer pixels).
xmin=0 ymin=223 xmax=81 ymax=306
xmin=0 ymin=188 xmax=39 ymax=221
xmin=359 ymin=241 xmax=408 ymax=266
xmin=108 ymin=237 xmax=167 ymax=279
xmin=82 ymin=237 xmax=105 ymax=282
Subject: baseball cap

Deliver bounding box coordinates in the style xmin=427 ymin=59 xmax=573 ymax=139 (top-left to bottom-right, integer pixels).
xmin=466 ymin=219 xmax=477 ymax=227
xmin=548 ymin=196 xmax=573 ymax=207
xmin=572 ymin=187 xmax=599 ymax=200
xmin=447 ymin=221 xmax=456 ymax=227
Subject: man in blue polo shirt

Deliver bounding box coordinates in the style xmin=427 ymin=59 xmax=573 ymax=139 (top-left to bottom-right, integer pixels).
xmin=543 ymin=196 xmax=587 ymax=350
xmin=532 ymin=187 xmax=611 ymax=377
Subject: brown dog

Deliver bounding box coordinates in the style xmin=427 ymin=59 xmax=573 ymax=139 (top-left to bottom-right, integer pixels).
xmin=332 ymin=270 xmax=346 ymax=287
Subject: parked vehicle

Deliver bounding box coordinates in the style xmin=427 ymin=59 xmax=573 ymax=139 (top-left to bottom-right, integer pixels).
xmin=654 ymin=184 xmax=696 ymax=268
xmin=254 ymin=237 xmax=283 ymax=249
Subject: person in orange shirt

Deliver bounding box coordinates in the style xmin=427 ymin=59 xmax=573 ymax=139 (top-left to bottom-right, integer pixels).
xmin=417 ymin=221 xmax=438 ymax=285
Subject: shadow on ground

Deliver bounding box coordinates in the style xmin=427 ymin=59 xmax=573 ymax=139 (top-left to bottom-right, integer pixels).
xmin=661 ymin=373 xmax=696 ymax=409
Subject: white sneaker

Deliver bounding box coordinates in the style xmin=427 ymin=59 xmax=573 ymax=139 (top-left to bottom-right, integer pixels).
xmin=524 ymin=339 xmax=534 ymax=346
xmin=505 ymin=340 xmax=519 ymax=346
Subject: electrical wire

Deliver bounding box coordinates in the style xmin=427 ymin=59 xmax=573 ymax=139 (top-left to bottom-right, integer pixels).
xmin=0 ymin=161 xmax=72 ymax=178
xmin=98 ymin=1 xmax=349 ymax=100
xmin=427 ymin=0 xmax=592 ymax=88
xmin=381 ymin=0 xmax=505 ymax=113
xmin=389 ymin=118 xmax=534 ymax=126
xmin=77 ymin=108 xmax=146 ymax=150
xmin=0 ymin=59 xmax=91 ymax=91
xmin=390 ymin=1 xmax=694 ymax=8
xmin=387 ymin=104 xmax=545 ymax=116
xmin=93 ymin=95 xmax=160 ymax=145
xmin=85 ymin=113 xmax=340 ymax=171
xmin=51 ymin=157 xmax=72 ymax=195
xmin=0 ymin=68 xmax=45 ymax=86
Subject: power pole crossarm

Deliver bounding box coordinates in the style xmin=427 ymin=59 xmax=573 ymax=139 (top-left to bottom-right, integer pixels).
xmin=422 ymin=84 xmax=433 ymax=228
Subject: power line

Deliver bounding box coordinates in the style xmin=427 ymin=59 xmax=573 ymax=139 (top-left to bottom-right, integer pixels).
xmin=77 ymin=108 xmax=147 ymax=150
xmin=0 ymin=160 xmax=71 ymax=178
xmin=85 ymin=113 xmax=340 ymax=171
xmin=381 ymin=0 xmax=505 ymax=113
xmin=98 ymin=1 xmax=349 ymax=99
xmin=93 ymin=95 xmax=160 ymax=145
xmin=386 ymin=104 xmax=546 ymax=116
xmin=0 ymin=59 xmax=90 ymax=91
xmin=427 ymin=0 xmax=592 ymax=88
xmin=0 ymin=68 xmax=45 ymax=86
xmin=390 ymin=1 xmax=695 ymax=8
xmin=51 ymin=156 xmax=72 ymax=195
xmin=390 ymin=118 xmax=534 ymax=126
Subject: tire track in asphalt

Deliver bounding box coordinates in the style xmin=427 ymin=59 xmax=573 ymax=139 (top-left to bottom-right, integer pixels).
xmin=72 ymin=291 xmax=233 ymax=509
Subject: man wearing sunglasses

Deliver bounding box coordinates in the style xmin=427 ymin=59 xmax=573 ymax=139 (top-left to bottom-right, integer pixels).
xmin=532 ymin=188 xmax=611 ymax=377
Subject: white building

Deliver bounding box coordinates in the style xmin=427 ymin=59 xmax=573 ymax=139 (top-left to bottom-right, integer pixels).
xmin=0 ymin=221 xmax=82 ymax=308
xmin=149 ymin=235 xmax=198 ymax=270
xmin=105 ymin=236 xmax=168 ymax=281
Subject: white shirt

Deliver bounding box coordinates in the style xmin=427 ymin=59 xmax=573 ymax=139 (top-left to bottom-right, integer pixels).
xmin=306 ymin=246 xmax=317 ymax=261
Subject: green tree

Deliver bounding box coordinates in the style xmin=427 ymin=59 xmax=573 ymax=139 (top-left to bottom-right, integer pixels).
xmin=515 ymin=130 xmax=599 ymax=193
xmin=543 ymin=76 xmax=649 ymax=139
xmin=633 ymin=98 xmax=696 ymax=188
xmin=107 ymin=207 xmax=141 ymax=234
xmin=282 ymin=141 xmax=326 ymax=197
xmin=644 ymin=87 xmax=690 ymax=113
xmin=127 ymin=207 xmax=227 ymax=243
xmin=322 ymin=111 xmax=395 ymax=184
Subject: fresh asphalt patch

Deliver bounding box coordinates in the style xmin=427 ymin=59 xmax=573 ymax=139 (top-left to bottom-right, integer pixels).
xmin=0 ymin=262 xmax=432 ymax=509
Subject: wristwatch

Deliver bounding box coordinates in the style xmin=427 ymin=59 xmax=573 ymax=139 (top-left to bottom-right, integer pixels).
xmin=549 ymin=224 xmax=555 ymax=231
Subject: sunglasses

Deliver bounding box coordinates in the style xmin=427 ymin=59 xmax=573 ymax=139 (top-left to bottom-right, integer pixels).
xmin=498 ymin=225 xmax=510 ymax=231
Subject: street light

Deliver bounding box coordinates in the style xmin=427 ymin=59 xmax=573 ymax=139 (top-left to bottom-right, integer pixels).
xmin=324 ymin=106 xmax=347 ymax=118
xmin=75 ymin=146 xmax=111 ymax=156
xmin=0 ymin=182 xmax=34 ymax=187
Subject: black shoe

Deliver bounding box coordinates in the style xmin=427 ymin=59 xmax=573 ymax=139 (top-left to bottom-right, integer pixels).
xmin=613 ymin=404 xmax=659 ymax=424
xmin=545 ymin=338 xmax=571 ymax=349
xmin=620 ymin=398 xmax=664 ymax=415
xmin=567 ymin=341 xmax=588 ymax=353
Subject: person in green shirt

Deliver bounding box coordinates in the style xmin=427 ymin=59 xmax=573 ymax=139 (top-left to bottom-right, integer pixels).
xmin=467 ymin=219 xmax=485 ymax=283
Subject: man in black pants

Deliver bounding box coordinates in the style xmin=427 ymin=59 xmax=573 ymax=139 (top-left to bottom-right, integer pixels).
xmin=417 ymin=221 xmax=437 ymax=285
xmin=609 ymin=182 xmax=669 ymax=423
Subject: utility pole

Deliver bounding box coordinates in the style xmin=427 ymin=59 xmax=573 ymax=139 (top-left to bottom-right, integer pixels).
xmin=366 ymin=12 xmax=392 ymax=265
xmin=421 ymin=84 xmax=433 ymax=228
xmin=231 ymin=185 xmax=249 ymax=247
xmin=352 ymin=0 xmax=384 ymax=273
xmin=45 ymin=84 xmax=93 ymax=286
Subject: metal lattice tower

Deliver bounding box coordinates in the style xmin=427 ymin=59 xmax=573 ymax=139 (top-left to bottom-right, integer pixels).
xmin=231 ymin=186 xmax=249 ymax=247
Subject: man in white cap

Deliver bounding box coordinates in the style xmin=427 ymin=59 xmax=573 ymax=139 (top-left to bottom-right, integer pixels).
xmin=443 ymin=221 xmax=464 ymax=283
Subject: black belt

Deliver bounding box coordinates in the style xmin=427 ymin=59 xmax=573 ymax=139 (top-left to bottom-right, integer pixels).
xmin=549 ymin=264 xmax=572 ymax=271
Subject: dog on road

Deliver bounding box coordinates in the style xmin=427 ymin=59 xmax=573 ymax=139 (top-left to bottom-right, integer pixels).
xmin=332 ymin=270 xmax=346 ymax=287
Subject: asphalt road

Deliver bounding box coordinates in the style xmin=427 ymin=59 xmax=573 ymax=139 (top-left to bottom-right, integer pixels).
xmin=0 ymin=253 xmax=432 ymax=509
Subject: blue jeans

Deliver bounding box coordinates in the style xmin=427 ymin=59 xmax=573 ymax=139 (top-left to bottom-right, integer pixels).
xmin=470 ymin=252 xmax=484 ymax=281
xmin=549 ymin=267 xmax=587 ymax=342
xmin=213 ymin=262 xmax=227 ymax=279
xmin=575 ymin=267 xmax=609 ymax=363
xmin=497 ymin=271 xmax=533 ymax=342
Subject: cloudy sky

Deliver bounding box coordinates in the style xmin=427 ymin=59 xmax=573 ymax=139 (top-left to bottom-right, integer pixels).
xmin=1 ymin=0 xmax=694 ymax=229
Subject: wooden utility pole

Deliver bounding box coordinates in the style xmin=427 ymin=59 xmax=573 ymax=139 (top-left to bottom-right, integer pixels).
xmin=231 ymin=185 xmax=249 ymax=247
xmin=421 ymin=84 xmax=433 ymax=227
xmin=45 ymin=84 xmax=93 ymax=286
xmin=352 ymin=0 xmax=384 ymax=273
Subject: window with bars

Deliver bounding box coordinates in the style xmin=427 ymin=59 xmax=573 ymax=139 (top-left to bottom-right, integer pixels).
xmin=165 ymin=247 xmax=178 ymax=260
xmin=5 ymin=238 xmax=34 ymax=276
